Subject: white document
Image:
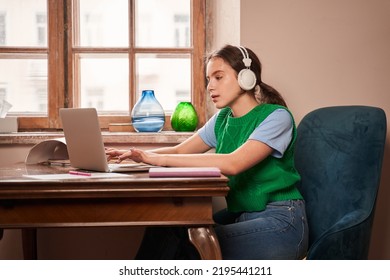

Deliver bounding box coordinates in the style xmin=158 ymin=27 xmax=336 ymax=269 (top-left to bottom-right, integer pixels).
xmin=23 ymin=172 xmax=133 ymax=180
xmin=25 ymin=137 xmax=69 ymax=164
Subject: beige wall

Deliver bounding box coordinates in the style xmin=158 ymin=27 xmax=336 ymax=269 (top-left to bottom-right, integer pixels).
xmin=206 ymin=0 xmax=240 ymax=50
xmin=241 ymin=0 xmax=390 ymax=259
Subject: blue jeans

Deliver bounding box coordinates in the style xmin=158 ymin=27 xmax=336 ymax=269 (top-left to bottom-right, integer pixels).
xmin=135 ymin=200 xmax=308 ymax=260
xmin=214 ymin=200 xmax=308 ymax=259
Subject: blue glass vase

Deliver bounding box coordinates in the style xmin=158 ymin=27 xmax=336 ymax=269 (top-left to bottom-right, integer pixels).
xmin=131 ymin=90 xmax=165 ymax=132
xmin=171 ymin=102 xmax=198 ymax=132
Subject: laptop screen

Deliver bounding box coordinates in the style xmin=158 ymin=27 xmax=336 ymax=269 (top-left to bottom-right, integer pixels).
xmin=59 ymin=108 xmax=110 ymax=172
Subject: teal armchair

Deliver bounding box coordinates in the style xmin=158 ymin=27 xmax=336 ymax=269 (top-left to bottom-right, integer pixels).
xmin=294 ymin=106 xmax=387 ymax=259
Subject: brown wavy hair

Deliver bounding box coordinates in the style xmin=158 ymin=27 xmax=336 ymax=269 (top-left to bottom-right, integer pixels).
xmin=205 ymin=44 xmax=287 ymax=107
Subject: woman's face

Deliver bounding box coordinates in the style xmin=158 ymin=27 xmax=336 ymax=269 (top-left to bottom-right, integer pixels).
xmin=206 ymin=57 xmax=243 ymax=109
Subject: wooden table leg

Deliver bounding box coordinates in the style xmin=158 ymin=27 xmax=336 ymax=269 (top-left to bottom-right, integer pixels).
xmin=188 ymin=226 xmax=222 ymax=260
xmin=21 ymin=228 xmax=38 ymax=260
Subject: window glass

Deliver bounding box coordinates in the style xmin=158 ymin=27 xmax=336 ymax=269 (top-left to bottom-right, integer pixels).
xmin=135 ymin=0 xmax=190 ymax=48
xmin=0 ymin=57 xmax=47 ymax=113
xmin=136 ymin=54 xmax=190 ymax=112
xmin=0 ymin=0 xmax=47 ymax=47
xmin=79 ymin=54 xmax=129 ymax=113
xmin=0 ymin=0 xmax=205 ymax=129
xmin=77 ymin=0 xmax=128 ymax=47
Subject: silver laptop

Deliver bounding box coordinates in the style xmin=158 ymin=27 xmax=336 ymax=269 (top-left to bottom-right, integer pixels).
xmin=59 ymin=108 xmax=151 ymax=172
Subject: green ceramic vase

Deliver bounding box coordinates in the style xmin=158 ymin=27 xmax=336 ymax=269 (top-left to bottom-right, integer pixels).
xmin=171 ymin=102 xmax=198 ymax=132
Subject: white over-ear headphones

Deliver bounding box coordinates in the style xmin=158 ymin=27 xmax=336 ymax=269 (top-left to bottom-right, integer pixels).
xmin=237 ymin=46 xmax=257 ymax=91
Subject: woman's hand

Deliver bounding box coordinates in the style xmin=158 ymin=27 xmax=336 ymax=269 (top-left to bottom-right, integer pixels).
xmin=105 ymin=147 xmax=164 ymax=166
xmin=105 ymin=148 xmax=129 ymax=162
xmin=126 ymin=148 xmax=165 ymax=166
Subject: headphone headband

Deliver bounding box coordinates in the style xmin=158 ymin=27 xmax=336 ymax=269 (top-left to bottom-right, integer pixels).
xmin=237 ymin=46 xmax=252 ymax=68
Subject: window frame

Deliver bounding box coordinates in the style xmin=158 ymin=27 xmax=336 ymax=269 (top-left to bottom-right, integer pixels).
xmin=1 ymin=0 xmax=206 ymax=131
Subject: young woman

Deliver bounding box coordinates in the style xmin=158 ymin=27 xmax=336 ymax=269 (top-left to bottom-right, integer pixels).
xmin=106 ymin=45 xmax=308 ymax=260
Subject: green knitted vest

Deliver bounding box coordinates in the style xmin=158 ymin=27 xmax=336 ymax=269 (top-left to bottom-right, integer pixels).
xmin=215 ymin=104 xmax=303 ymax=212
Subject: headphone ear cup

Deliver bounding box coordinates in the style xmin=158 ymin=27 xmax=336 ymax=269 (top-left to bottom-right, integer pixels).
xmin=238 ymin=69 xmax=257 ymax=91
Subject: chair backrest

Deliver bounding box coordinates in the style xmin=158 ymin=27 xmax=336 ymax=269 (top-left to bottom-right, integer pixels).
xmin=294 ymin=106 xmax=387 ymax=259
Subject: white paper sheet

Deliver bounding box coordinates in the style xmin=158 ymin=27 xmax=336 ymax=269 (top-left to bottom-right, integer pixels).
xmin=25 ymin=138 xmax=69 ymax=164
xmin=23 ymin=172 xmax=133 ymax=180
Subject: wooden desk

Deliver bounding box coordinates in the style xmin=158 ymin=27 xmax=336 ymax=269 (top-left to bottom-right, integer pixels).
xmin=0 ymin=163 xmax=229 ymax=260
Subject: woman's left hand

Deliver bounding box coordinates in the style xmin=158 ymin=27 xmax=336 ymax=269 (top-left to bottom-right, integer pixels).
xmin=105 ymin=148 xmax=127 ymax=162
xmin=116 ymin=148 xmax=163 ymax=166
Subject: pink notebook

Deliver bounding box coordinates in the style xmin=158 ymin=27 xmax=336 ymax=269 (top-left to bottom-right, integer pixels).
xmin=149 ymin=167 xmax=221 ymax=178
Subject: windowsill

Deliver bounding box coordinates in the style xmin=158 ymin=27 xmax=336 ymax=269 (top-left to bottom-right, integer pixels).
xmin=0 ymin=131 xmax=195 ymax=145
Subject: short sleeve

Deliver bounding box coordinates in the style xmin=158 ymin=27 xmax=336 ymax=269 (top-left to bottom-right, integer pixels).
xmin=248 ymin=109 xmax=293 ymax=158
xmin=197 ymin=112 xmax=218 ymax=148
